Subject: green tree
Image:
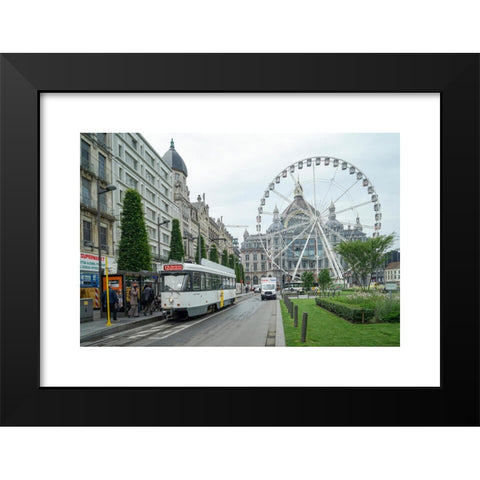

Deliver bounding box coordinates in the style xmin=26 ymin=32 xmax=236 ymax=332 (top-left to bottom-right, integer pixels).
xmin=209 ymin=244 xmax=219 ymax=263
xmin=318 ymin=268 xmax=332 ymax=292
xmin=195 ymin=235 xmax=207 ymax=263
xmin=221 ymin=249 xmax=229 ymax=267
xmin=117 ymin=189 xmax=152 ymax=271
xmin=383 ymin=248 xmax=400 ymax=267
xmin=228 ymin=253 xmax=235 ymax=270
xmin=238 ymin=262 xmax=245 ymax=283
xmin=335 ymin=234 xmax=395 ymax=291
xmin=234 ymin=258 xmax=244 ymax=283
xmin=168 ymin=219 xmax=184 ymax=262
xmin=301 ymin=270 xmax=314 ymax=290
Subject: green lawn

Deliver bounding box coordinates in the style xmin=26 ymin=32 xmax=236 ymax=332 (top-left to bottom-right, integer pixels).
xmin=280 ymin=298 xmax=400 ymax=347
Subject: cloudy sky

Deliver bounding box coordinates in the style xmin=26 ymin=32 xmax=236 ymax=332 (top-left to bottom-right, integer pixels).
xmin=146 ymin=133 xmax=400 ymax=248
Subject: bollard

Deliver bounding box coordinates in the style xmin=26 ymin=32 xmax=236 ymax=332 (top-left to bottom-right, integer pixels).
xmin=301 ymin=312 xmax=308 ymax=343
xmin=294 ymin=304 xmax=298 ymax=327
xmin=290 ymin=301 xmax=294 ymax=319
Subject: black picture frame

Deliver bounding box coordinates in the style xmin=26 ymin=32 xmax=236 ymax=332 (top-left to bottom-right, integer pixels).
xmin=1 ymin=54 xmax=478 ymax=426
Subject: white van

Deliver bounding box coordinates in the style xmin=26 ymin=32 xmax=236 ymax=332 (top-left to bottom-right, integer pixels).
xmin=261 ymin=277 xmax=277 ymax=300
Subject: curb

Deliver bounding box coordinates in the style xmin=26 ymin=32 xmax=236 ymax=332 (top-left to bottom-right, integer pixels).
xmin=275 ymin=298 xmax=286 ymax=347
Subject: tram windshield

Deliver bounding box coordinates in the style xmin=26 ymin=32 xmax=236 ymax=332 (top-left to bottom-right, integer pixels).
xmin=160 ymin=273 xmax=191 ymax=292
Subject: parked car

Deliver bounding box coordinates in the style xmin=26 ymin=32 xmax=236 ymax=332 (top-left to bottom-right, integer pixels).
xmin=253 ymin=285 xmax=261 ymax=293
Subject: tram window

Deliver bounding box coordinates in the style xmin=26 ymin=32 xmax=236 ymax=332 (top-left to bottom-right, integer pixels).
xmin=161 ymin=274 xmax=190 ymax=291
xmin=205 ymin=273 xmax=212 ymax=290
xmin=192 ymin=272 xmax=201 ymax=291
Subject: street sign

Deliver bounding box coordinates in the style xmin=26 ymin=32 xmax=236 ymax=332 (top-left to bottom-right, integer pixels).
xmin=385 ymin=283 xmax=398 ymax=291
xmin=164 ymin=264 xmax=183 ymax=271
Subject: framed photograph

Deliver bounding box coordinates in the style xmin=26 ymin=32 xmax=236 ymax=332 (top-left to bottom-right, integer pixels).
xmin=1 ymin=54 xmax=478 ymax=425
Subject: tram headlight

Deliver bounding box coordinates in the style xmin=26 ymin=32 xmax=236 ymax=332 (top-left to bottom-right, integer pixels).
xmin=169 ymin=297 xmax=174 ymax=303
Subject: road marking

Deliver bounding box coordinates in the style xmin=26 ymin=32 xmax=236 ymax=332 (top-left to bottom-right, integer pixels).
xmin=144 ymin=304 xmax=240 ymax=343
xmin=83 ymin=299 xmax=255 ymax=346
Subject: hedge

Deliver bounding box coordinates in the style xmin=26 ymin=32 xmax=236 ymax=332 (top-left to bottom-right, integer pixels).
xmin=315 ymin=297 xmax=375 ymax=323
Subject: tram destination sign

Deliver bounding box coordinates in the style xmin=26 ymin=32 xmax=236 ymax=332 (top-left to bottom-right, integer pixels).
xmin=164 ymin=264 xmax=183 ymax=271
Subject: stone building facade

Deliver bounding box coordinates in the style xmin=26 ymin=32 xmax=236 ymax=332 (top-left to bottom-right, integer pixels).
xmin=80 ymin=134 xmax=237 ymax=294
xmin=80 ymin=133 xmax=117 ymax=286
xmin=161 ymin=139 xmax=236 ymax=263
xmin=110 ymin=133 xmax=178 ymax=269
xmin=385 ymin=261 xmax=400 ymax=285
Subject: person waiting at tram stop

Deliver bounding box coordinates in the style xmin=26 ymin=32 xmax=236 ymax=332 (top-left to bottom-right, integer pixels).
xmin=141 ymin=283 xmax=155 ymax=316
xmin=101 ymin=286 xmax=119 ymax=321
xmin=128 ymin=283 xmax=140 ymax=318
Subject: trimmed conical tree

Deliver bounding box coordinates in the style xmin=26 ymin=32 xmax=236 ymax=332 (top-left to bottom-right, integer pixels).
xmin=221 ymin=249 xmax=228 ymax=266
xmin=209 ymin=244 xmax=219 ymax=263
xmin=195 ymin=235 xmax=207 ymax=263
xmin=235 ymin=261 xmax=241 ymax=282
xmin=168 ymin=219 xmax=184 ymax=261
xmin=117 ymin=189 xmax=152 ymax=271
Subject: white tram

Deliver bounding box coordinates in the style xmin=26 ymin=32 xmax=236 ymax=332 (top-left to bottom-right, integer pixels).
xmin=159 ymin=259 xmax=237 ymax=319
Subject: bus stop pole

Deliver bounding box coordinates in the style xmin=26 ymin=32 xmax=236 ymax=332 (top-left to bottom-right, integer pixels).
xmin=105 ymin=258 xmax=112 ymax=326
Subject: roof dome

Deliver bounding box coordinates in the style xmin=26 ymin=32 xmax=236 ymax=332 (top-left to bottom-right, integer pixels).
xmin=162 ymin=138 xmax=188 ymax=177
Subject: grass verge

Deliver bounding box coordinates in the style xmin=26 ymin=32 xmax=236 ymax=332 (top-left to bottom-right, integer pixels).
xmin=280 ymin=298 xmax=400 ymax=347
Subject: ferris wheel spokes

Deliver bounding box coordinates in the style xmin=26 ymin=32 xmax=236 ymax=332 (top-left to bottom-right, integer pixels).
xmin=256 ymin=155 xmax=381 ymax=284
xmin=314 ymin=220 xmax=344 ymax=280
xmin=328 ymin=178 xmax=362 ymax=209
xmin=268 ymin=218 xmax=315 ymax=263
xmin=271 ymin=188 xmax=296 ymax=205
xmin=329 ymin=200 xmax=372 ymax=217
xmin=291 ymin=222 xmax=317 ymax=281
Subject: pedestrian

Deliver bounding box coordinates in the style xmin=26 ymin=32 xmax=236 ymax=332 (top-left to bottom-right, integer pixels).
xmin=101 ymin=286 xmax=119 ymax=321
xmin=129 ymin=283 xmax=140 ymax=318
xmin=141 ymin=283 xmax=155 ymax=316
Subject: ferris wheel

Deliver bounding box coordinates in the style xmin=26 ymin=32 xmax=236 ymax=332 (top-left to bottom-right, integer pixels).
xmin=255 ymin=156 xmax=382 ymax=282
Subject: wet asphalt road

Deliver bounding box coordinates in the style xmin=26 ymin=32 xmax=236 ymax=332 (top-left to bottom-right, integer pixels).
xmin=83 ymin=293 xmax=278 ymax=347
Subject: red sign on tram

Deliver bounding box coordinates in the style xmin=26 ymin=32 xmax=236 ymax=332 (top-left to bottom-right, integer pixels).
xmin=163 ymin=264 xmax=183 ymax=271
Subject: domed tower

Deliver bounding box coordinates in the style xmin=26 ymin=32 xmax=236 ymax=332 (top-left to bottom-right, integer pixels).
xmin=162 ymin=138 xmax=189 ymax=200
xmin=354 ymin=215 xmax=363 ymax=232
xmin=267 ymin=204 xmax=282 ymax=234
xmin=162 ymin=139 xmax=192 ymax=257
xmin=326 ymin=201 xmax=343 ymax=234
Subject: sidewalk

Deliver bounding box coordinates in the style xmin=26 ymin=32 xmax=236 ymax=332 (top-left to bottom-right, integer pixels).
xmin=80 ymin=310 xmax=167 ymax=343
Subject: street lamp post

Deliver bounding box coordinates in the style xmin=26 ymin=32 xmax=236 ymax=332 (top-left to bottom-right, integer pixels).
xmin=157 ymin=217 xmax=170 ymax=266
xmin=97 ymin=184 xmax=116 ymax=316
xmin=197 ymin=223 xmax=201 ymax=264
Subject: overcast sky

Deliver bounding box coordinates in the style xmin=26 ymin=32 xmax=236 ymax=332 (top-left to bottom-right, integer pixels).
xmin=146 ymin=133 xmax=400 ymax=248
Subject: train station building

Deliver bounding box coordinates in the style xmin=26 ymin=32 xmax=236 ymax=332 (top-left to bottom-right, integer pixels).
xmin=240 ymin=181 xmax=366 ymax=286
